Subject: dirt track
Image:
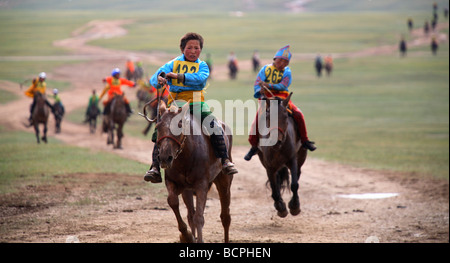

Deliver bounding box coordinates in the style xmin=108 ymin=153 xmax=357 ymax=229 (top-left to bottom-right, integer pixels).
xmin=0 ymin=20 xmax=448 ymax=243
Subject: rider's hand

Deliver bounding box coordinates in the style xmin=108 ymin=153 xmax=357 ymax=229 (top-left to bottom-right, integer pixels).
xmin=157 ymin=76 xmax=167 ymax=86
xmin=258 ymin=81 xmax=269 ymax=89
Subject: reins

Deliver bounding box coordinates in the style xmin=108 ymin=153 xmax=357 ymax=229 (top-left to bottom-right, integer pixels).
xmin=138 ymin=73 xmax=189 ymax=159
xmin=156 ymin=135 xmax=187 ymax=160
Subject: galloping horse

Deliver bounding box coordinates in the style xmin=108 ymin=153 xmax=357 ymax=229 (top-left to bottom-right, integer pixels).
xmin=144 ymin=101 xmax=233 ymax=243
xmin=30 ymin=92 xmax=50 ymax=144
xmin=256 ymin=92 xmax=307 ymax=217
xmin=104 ymin=94 xmax=128 ymax=149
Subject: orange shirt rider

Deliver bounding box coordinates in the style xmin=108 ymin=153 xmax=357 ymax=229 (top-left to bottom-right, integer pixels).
xmin=99 ymin=68 xmax=136 ymax=114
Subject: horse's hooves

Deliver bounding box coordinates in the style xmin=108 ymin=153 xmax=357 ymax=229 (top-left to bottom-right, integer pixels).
xmin=277 ymin=210 xmax=289 ymax=218
xmin=289 ymin=208 xmax=301 ymax=216
xmin=288 ymin=200 xmax=301 ymax=216
xmin=179 ymin=231 xmax=195 ymax=243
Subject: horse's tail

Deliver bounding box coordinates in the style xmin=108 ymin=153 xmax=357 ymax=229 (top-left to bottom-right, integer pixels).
xmin=266 ymin=166 xmax=290 ymax=194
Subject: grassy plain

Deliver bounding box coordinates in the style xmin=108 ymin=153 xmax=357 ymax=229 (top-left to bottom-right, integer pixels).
xmin=0 ymin=126 xmax=152 ymax=194
xmin=0 ymin=8 xmax=448 ymax=182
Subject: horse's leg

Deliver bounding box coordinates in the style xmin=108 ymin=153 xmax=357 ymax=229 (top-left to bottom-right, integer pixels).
xmin=214 ymin=172 xmax=233 ymax=243
xmin=167 ymin=182 xmax=194 ymax=243
xmin=193 ymin=184 xmax=208 ymax=243
xmin=107 ymin=121 xmax=114 ymax=145
xmin=287 ymin=158 xmax=301 ymax=216
xmin=116 ymin=123 xmax=123 ymax=149
xmin=268 ymin=169 xmax=288 ymax=218
xmin=42 ymin=123 xmax=48 ymax=143
xmin=181 ymin=190 xmax=196 ymax=239
xmin=34 ymin=123 xmax=40 ymax=144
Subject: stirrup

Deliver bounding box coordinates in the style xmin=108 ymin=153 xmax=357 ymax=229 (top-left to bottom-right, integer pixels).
xmin=222 ymin=160 xmax=238 ymax=175
xmin=144 ymin=167 xmax=162 ymax=183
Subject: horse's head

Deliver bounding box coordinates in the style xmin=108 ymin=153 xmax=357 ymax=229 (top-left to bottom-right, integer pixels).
xmin=155 ymin=101 xmax=190 ymax=169
xmin=259 ymin=92 xmax=292 ymax=147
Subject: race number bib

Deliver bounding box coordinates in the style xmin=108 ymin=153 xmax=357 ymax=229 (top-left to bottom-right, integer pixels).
xmin=172 ymin=60 xmax=200 ymax=86
xmin=264 ymin=65 xmax=284 ymax=84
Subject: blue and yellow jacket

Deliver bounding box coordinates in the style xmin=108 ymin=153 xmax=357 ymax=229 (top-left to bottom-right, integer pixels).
xmin=150 ymin=54 xmax=209 ymax=105
xmin=253 ymin=64 xmax=292 ymax=99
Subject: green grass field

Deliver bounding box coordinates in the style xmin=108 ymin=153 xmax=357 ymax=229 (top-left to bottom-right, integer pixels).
xmin=0 ymin=126 xmax=154 ymax=194
xmin=0 ymin=3 xmax=448 ymax=195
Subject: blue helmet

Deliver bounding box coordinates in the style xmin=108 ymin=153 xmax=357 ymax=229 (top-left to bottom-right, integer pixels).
xmin=111 ymin=68 xmax=121 ymax=76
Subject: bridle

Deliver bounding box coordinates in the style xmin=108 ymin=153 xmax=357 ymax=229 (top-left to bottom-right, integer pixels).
xmin=156 ymin=134 xmax=187 ymax=160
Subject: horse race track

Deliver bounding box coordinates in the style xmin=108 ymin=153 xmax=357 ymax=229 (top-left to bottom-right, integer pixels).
xmin=0 ymin=20 xmax=448 ymax=243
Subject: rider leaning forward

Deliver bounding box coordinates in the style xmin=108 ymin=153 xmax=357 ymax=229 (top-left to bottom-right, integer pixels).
xmin=244 ymin=45 xmax=316 ymax=161
xmin=144 ymin=32 xmax=238 ymax=184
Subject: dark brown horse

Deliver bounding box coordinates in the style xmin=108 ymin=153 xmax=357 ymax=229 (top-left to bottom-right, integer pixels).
xmin=146 ymin=101 xmax=233 ymax=243
xmin=256 ymin=93 xmax=307 ymax=217
xmin=86 ymin=102 xmax=100 ymax=134
xmin=53 ymin=102 xmax=64 ymax=134
xmin=104 ymin=94 xmax=128 ymax=149
xmin=30 ymin=92 xmax=50 ymax=144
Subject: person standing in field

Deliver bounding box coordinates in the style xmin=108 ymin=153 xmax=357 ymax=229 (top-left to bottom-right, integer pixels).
xmin=399 ymin=35 xmax=407 ymax=57
xmin=315 ymin=54 xmax=323 ymax=77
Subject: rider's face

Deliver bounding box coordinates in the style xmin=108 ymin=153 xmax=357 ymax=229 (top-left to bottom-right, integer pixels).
xmin=273 ymin=58 xmax=289 ymax=71
xmin=182 ymin=40 xmax=202 ymax=62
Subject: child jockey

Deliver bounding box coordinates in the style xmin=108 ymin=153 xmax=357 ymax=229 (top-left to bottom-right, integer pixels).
xmin=24 ymin=72 xmax=55 ymax=125
xmin=99 ymin=68 xmax=135 ymax=116
xmin=144 ymin=32 xmax=238 ymax=184
xmin=244 ymin=45 xmax=316 ymax=161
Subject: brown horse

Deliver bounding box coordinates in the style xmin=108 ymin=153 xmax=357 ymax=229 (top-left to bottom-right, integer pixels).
xmin=53 ymin=102 xmax=64 ymax=134
xmin=256 ymin=93 xmax=307 ymax=217
xmin=30 ymin=92 xmax=50 ymax=144
xmin=86 ymin=102 xmax=100 ymax=134
xmin=147 ymin=101 xmax=233 ymax=243
xmin=104 ymin=94 xmax=128 ymax=149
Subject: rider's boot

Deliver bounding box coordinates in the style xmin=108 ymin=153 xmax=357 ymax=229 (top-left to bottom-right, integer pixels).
xmin=302 ymin=140 xmax=317 ymax=151
xmin=144 ymin=144 xmax=162 ymax=183
xmin=210 ymin=120 xmax=238 ymax=175
xmin=244 ymin=146 xmax=258 ymax=161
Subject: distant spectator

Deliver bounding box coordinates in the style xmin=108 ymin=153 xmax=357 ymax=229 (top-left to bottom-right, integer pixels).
xmin=315 ymin=54 xmax=323 ymax=77
xmin=431 ymin=36 xmax=439 ymax=55
xmin=324 ymin=54 xmax=333 ymax=76
xmin=424 ymin=20 xmax=430 ymax=35
xmin=252 ymin=50 xmax=260 ymax=73
xmin=228 ymin=51 xmax=238 ymax=80
xmin=407 ymin=18 xmax=414 ymax=32
xmin=399 ymin=36 xmax=407 ymax=57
